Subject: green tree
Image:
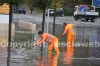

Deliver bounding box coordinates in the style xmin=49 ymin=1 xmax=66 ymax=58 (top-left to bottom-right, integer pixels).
xmin=28 ymin=0 xmax=53 ymax=32
xmin=0 ymin=1 xmax=27 ymax=66
xmin=28 ymin=0 xmax=61 ymax=34
xmin=0 ymin=0 xmax=27 ymax=6
xmin=62 ymin=0 xmax=92 ymax=8
xmin=51 ymin=0 xmax=61 ymax=9
xmin=51 ymin=0 xmax=61 ymax=35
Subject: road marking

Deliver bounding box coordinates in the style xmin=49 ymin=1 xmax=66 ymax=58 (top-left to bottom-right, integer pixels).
xmin=73 ymin=58 xmax=100 ymax=60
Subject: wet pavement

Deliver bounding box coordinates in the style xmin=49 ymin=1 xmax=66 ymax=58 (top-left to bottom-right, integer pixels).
xmin=0 ymin=23 xmax=100 ymax=66
xmin=0 ymin=38 xmax=8 ymax=66
xmin=9 ymin=23 xmax=100 ymax=66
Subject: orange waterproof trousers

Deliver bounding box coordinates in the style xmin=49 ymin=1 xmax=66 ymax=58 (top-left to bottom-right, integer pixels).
xmin=67 ymin=32 xmax=74 ymax=54
xmin=48 ymin=38 xmax=59 ymax=52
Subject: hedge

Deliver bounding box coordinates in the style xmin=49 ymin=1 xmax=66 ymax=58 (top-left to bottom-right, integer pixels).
xmin=63 ymin=8 xmax=74 ymax=16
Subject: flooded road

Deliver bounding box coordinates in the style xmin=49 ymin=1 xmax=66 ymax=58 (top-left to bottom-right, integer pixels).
xmin=11 ymin=24 xmax=100 ymax=66
xmin=0 ymin=38 xmax=8 ymax=66
xmin=1 ymin=23 xmax=99 ymax=66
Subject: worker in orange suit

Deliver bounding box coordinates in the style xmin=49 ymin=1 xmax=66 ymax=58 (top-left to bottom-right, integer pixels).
xmin=61 ymin=22 xmax=74 ymax=52
xmin=35 ymin=31 xmax=59 ymax=54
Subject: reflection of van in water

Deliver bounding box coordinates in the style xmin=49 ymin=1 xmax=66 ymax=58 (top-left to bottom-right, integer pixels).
xmin=14 ymin=5 xmax=26 ymax=14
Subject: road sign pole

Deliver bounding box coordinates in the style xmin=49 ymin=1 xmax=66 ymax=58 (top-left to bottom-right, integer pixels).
xmin=32 ymin=8 xmax=36 ymax=41
xmin=47 ymin=9 xmax=50 ymax=33
xmin=92 ymin=0 xmax=93 ymax=6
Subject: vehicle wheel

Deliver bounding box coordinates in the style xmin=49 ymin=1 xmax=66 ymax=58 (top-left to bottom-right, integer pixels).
xmin=91 ymin=19 xmax=95 ymax=22
xmin=86 ymin=19 xmax=88 ymax=22
xmin=46 ymin=14 xmax=47 ymax=16
xmin=15 ymin=11 xmax=18 ymax=14
xmin=18 ymin=12 xmax=21 ymax=14
xmin=75 ymin=16 xmax=78 ymax=21
xmin=24 ymin=12 xmax=26 ymax=14
xmin=61 ymin=13 xmax=64 ymax=17
xmin=14 ymin=12 xmax=17 ymax=14
xmin=52 ymin=14 xmax=54 ymax=17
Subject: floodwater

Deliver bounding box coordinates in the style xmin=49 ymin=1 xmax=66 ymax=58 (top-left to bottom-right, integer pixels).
xmin=1 ymin=23 xmax=100 ymax=66
xmin=0 ymin=38 xmax=8 ymax=66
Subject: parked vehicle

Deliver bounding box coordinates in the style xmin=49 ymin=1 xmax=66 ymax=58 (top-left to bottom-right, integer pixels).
xmin=74 ymin=4 xmax=99 ymax=22
xmin=46 ymin=9 xmax=64 ymax=17
xmin=14 ymin=5 xmax=26 ymax=14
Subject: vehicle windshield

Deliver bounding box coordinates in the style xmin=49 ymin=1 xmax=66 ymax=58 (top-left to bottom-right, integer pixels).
xmin=90 ymin=7 xmax=94 ymax=10
xmin=74 ymin=7 xmax=77 ymax=12
xmin=49 ymin=10 xmax=54 ymax=12
xmin=88 ymin=6 xmax=94 ymax=11
xmin=18 ymin=5 xmax=25 ymax=10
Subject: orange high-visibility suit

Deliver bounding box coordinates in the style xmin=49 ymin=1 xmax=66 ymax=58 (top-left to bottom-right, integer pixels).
xmin=62 ymin=24 xmax=74 ymax=44
xmin=62 ymin=24 xmax=74 ymax=53
xmin=36 ymin=33 xmax=59 ymax=53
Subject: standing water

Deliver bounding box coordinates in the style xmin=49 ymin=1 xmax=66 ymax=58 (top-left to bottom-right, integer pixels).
xmin=8 ymin=23 xmax=100 ymax=66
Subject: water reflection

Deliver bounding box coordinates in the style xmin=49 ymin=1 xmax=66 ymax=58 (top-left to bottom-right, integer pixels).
xmin=90 ymin=27 xmax=100 ymax=58
xmin=62 ymin=44 xmax=74 ymax=65
xmin=90 ymin=27 xmax=100 ymax=66
xmin=0 ymin=38 xmax=7 ymax=66
xmin=47 ymin=53 xmax=59 ymax=66
xmin=74 ymin=26 xmax=89 ymax=58
xmin=35 ymin=52 xmax=59 ymax=66
xmin=10 ymin=23 xmax=100 ymax=66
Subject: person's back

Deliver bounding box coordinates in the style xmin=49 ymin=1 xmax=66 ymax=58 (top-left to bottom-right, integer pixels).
xmin=42 ymin=33 xmax=58 ymax=42
xmin=62 ymin=23 xmax=75 ymax=45
xmin=66 ymin=24 xmax=74 ymax=29
xmin=64 ymin=24 xmax=74 ymax=34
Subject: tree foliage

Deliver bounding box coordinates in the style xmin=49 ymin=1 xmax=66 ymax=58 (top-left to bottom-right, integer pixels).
xmin=50 ymin=0 xmax=61 ymax=9
xmin=28 ymin=0 xmax=62 ymax=9
xmin=28 ymin=0 xmax=53 ymax=9
xmin=62 ymin=0 xmax=92 ymax=8
xmin=28 ymin=0 xmax=53 ymax=32
xmin=0 ymin=0 xmax=27 ymax=6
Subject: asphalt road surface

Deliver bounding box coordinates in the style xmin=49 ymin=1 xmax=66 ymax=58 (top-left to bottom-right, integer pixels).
xmin=13 ymin=13 xmax=100 ymax=27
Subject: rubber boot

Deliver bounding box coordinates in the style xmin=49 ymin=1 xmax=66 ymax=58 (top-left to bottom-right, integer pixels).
xmin=56 ymin=50 xmax=60 ymax=55
xmin=48 ymin=51 xmax=52 ymax=54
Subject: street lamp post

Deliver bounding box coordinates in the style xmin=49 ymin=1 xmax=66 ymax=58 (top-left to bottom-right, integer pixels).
xmin=47 ymin=9 xmax=50 ymax=33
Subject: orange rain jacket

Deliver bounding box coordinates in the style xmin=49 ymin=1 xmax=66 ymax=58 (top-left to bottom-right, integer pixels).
xmin=36 ymin=33 xmax=59 ymax=52
xmin=62 ymin=24 xmax=74 ymax=43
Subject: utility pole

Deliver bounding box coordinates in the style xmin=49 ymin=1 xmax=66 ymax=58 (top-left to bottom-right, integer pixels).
xmin=53 ymin=0 xmax=56 ymax=35
xmin=92 ymin=0 xmax=93 ymax=6
xmin=41 ymin=7 xmax=46 ymax=51
xmin=32 ymin=8 xmax=36 ymax=41
xmin=7 ymin=2 xmax=13 ymax=66
xmin=47 ymin=9 xmax=50 ymax=33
